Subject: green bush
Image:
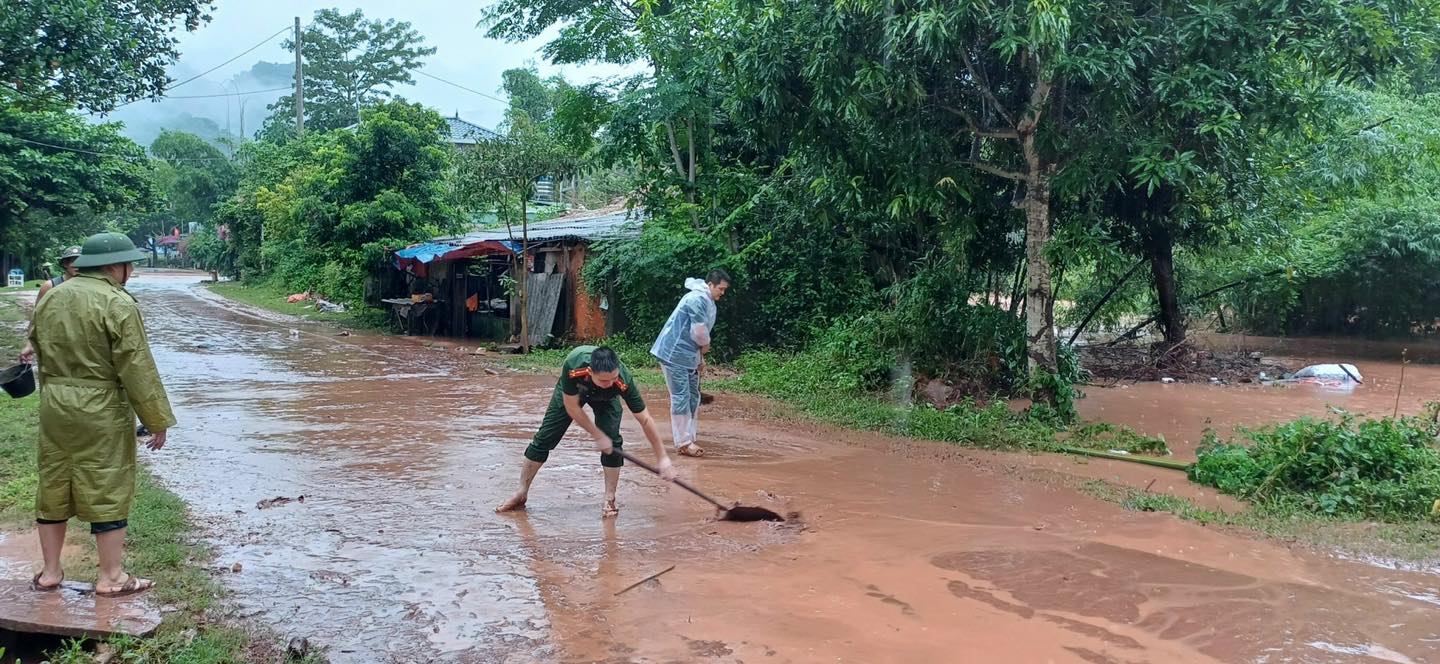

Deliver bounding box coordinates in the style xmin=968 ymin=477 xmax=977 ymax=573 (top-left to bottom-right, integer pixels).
xmin=1190 ymin=410 xmax=1440 ymax=521
xmin=1067 ymin=422 xmax=1170 ymax=455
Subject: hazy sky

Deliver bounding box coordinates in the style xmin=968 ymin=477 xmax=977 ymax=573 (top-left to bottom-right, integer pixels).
xmin=105 ymin=1 xmax=633 ymax=140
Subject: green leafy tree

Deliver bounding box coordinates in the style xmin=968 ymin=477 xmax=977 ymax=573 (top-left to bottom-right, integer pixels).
xmin=498 ymin=67 xmax=615 ymax=206
xmin=0 ymin=97 xmax=159 ymax=268
xmin=222 ymin=101 xmax=455 ymax=300
xmin=261 ymin=9 xmax=436 ymax=139
xmin=1084 ymin=1 xmax=1440 ymax=345
xmin=0 ymin=0 xmax=213 ymax=112
xmin=151 ymin=131 xmax=236 ymax=221
xmin=455 ymin=117 xmax=577 ymax=351
xmin=140 ymin=130 xmax=237 ymax=267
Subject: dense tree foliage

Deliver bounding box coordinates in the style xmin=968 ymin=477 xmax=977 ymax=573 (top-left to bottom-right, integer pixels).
xmin=0 ymin=96 xmax=159 ymax=268
xmin=1 ymin=0 xmax=213 ymax=113
xmin=482 ymin=0 xmax=1440 ymax=412
xmin=218 ymin=101 xmax=457 ymax=300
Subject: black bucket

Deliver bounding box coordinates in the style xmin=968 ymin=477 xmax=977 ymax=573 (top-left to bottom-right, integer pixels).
xmin=1 ymin=363 xmax=36 ymax=399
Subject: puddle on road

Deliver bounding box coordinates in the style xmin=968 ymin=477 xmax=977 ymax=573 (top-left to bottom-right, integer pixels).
xmin=110 ymin=274 xmax=1440 ymax=663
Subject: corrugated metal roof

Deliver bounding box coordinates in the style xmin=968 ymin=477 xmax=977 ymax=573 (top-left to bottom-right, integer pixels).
xmin=342 ymin=113 xmax=500 ymax=145
xmin=436 ymin=209 xmax=645 ymax=245
xmin=445 ymin=115 xmax=499 ymax=144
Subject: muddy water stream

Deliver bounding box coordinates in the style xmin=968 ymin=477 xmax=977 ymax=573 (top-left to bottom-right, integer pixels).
xmin=124 ymin=275 xmax=1436 ymax=663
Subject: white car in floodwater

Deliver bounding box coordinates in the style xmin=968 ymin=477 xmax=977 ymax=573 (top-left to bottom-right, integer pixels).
xmin=1288 ymin=363 xmax=1364 ymax=386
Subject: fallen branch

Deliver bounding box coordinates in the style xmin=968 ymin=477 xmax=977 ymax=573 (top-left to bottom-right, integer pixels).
xmin=615 ymin=565 xmax=677 ymax=596
xmin=1102 ymin=269 xmax=1286 ymax=347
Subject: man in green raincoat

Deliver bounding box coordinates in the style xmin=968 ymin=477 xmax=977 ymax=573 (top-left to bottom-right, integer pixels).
xmin=26 ymin=232 xmax=176 ymax=597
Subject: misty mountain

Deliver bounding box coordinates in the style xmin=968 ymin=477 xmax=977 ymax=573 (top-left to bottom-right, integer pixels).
xmin=95 ymin=61 xmax=294 ymax=151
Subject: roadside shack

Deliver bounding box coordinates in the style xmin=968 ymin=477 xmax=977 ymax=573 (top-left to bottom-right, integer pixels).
xmin=390 ymin=209 xmax=642 ymax=346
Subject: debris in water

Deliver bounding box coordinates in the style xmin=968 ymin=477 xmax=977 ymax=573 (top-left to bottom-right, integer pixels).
xmin=615 ymin=565 xmax=677 ymax=596
xmin=335 ymin=331 xmax=350 ymax=337
xmin=1160 ymin=377 xmax=1176 ymax=384
xmin=484 ymin=367 xmax=501 ymax=376
xmin=310 ymin=570 xmax=352 ymax=586
xmin=256 ymin=495 xmax=305 ymax=510
xmin=231 ymin=562 xmax=243 ymax=573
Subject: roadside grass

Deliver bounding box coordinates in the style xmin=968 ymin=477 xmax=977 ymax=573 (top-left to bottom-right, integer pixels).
xmin=206 ymin=280 xmax=390 ymax=330
xmin=505 ymin=336 xmax=668 ymax=389
xmin=0 ymin=279 xmax=44 ymax=294
xmin=1080 ymin=480 xmax=1440 ymax=564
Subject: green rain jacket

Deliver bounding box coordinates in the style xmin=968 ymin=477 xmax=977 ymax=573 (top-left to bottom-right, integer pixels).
xmin=27 ymin=273 xmax=176 ymax=522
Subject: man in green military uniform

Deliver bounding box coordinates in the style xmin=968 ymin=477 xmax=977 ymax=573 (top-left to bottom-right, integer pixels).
xmin=27 ymin=233 xmax=176 ymax=597
xmin=495 ymin=346 xmax=676 ymax=517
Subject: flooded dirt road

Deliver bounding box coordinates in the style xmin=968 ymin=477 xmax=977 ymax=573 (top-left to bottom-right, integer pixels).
xmin=130 ymin=275 xmax=1438 ymax=663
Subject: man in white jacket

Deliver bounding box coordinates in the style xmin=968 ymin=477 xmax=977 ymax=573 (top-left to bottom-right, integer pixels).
xmin=650 ymin=269 xmax=730 ymax=457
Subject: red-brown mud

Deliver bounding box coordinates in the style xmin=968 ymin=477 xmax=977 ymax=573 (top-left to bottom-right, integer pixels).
xmin=63 ymin=274 xmax=1439 ymax=662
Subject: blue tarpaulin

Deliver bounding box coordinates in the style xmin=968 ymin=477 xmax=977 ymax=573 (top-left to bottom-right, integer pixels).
xmin=395 ymin=242 xmax=460 ymax=264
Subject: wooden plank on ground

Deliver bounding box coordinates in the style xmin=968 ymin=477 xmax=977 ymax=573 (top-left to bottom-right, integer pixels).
xmin=0 ymin=579 xmax=161 ymax=639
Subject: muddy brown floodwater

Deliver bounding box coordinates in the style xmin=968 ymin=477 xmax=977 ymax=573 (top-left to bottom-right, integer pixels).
xmin=126 ymin=274 xmax=1438 ymax=663
xmin=1079 ymin=332 xmax=1440 ymax=460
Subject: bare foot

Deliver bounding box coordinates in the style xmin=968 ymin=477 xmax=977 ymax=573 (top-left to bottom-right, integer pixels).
xmin=678 ymin=444 xmax=706 ymax=458
xmin=495 ymin=492 xmax=528 ymax=513
xmin=601 ymin=497 xmax=619 ymax=519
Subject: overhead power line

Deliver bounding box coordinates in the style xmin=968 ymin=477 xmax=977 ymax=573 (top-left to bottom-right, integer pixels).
xmin=416 ymin=70 xmax=509 ymax=105
xmin=113 ymin=24 xmax=293 ymax=109
xmin=158 ymin=86 xmax=291 ymax=100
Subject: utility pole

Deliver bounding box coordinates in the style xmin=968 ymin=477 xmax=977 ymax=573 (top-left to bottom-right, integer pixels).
xmin=294 ymin=16 xmax=305 ymax=138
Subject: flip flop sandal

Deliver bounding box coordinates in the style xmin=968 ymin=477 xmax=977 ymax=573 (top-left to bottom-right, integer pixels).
xmin=30 ymin=571 xmax=62 ymax=592
xmin=95 ymin=574 xmax=154 ymax=598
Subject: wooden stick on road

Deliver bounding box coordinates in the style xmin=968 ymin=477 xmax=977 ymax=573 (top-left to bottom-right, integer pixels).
xmin=615 ymin=565 xmax=677 ymax=596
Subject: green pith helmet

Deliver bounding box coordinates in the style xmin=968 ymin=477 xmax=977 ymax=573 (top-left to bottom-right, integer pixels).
xmin=72 ymin=232 xmax=147 ymax=268
xmin=56 ymin=246 xmax=82 ymax=264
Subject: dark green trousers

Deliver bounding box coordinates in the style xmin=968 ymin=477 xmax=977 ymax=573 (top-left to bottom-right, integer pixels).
xmin=525 ymin=387 xmax=625 ymax=467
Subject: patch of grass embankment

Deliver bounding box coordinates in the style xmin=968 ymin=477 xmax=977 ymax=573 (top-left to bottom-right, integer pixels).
xmin=206 ymin=279 xmax=389 ymax=330
xmin=0 ymin=297 xmax=312 ymax=661
xmin=1082 ymin=481 xmax=1440 ymax=563
xmin=1083 ymin=410 xmax=1440 ymax=563
xmin=505 ymin=336 xmax=667 ymax=389
xmin=712 ymin=348 xmax=1063 ymax=451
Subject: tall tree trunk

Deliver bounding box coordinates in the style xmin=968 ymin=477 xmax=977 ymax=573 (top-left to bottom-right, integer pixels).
xmin=1146 ymin=233 xmax=1185 ymax=345
xmin=1023 ymin=171 xmax=1057 ymax=378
